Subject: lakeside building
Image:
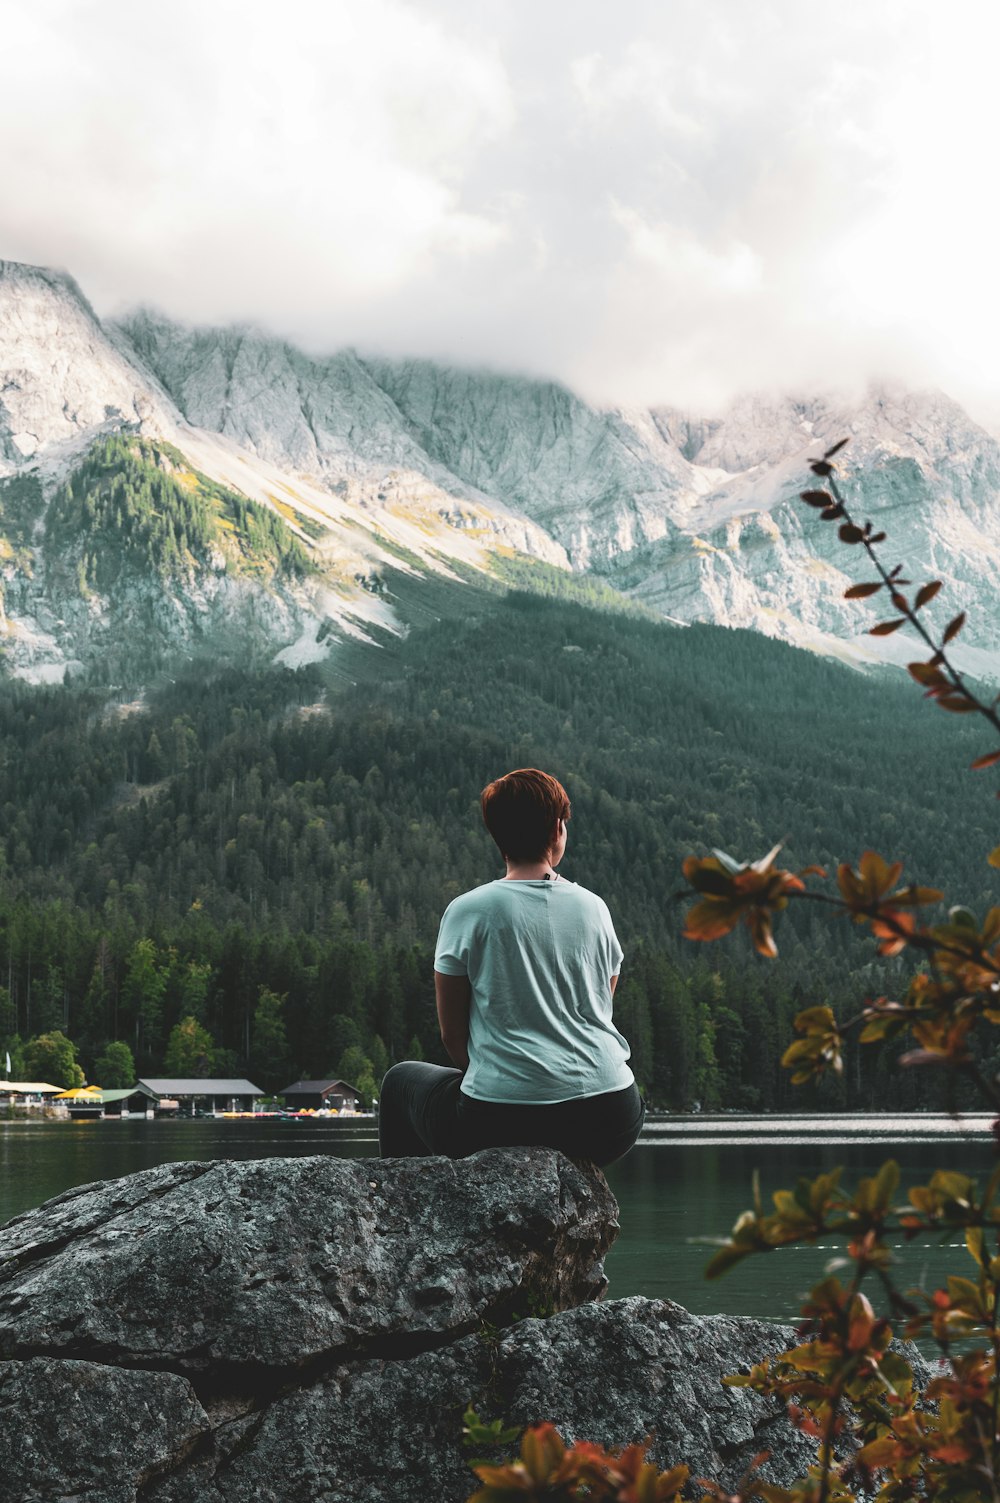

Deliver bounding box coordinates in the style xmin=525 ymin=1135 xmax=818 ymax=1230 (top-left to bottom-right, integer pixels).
xmin=55 ymin=1085 xmax=160 ymax=1119
xmin=0 ymin=1081 xmax=64 ymax=1106
xmin=279 ymin=1078 xmax=363 ymax=1111
xmin=101 ymin=1085 xmax=160 ymax=1116
xmin=139 ymin=1078 xmax=264 ymax=1115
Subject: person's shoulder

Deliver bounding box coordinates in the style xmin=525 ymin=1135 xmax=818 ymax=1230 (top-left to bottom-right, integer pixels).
xmin=442 ymin=881 xmax=503 ymax=918
xmin=557 ymin=879 xmax=611 ymax=914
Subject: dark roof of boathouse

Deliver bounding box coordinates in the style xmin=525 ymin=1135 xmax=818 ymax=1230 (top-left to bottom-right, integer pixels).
xmin=279 ymin=1079 xmax=361 ymax=1097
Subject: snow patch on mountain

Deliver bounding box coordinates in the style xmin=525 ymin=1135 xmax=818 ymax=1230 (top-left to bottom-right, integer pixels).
xmin=118 ymin=313 xmax=569 ymax=570
xmin=0 ymin=265 xmax=572 ymax=681
xmin=2 ymin=258 xmax=999 ymax=684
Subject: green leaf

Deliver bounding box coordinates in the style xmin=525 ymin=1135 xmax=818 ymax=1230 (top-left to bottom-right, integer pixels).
xmin=877 ymin=1349 xmax=915 ymax=1396
xmin=981 ymin=1161 xmax=1000 ymax=1214
xmin=931 ymin=1170 xmax=975 ymax=1208
xmin=874 ymin=1158 xmax=900 ymax=1211
xmin=704 ymin=1242 xmax=755 ymax=1280
xmin=794 ymin=1005 xmax=837 ymax=1032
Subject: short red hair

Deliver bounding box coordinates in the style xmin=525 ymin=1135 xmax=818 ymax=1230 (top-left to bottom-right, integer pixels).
xmin=480 ymin=768 xmax=571 ymax=862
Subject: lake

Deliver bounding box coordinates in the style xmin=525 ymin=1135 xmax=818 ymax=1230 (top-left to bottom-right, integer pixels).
xmin=1 ymin=1111 xmax=992 ymax=1326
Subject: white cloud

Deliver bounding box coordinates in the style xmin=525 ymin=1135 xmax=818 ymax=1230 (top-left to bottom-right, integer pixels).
xmin=0 ymin=0 xmax=513 ymax=326
xmin=611 ymin=203 xmax=761 ymax=295
xmin=3 ymin=0 xmax=1000 ymax=418
xmin=571 ymin=47 xmax=706 ymax=141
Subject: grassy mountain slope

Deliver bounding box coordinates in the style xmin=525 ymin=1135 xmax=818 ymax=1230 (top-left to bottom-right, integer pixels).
xmin=44 ymin=435 xmax=312 ymax=591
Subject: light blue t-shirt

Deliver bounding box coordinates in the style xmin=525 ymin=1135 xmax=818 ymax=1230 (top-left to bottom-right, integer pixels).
xmin=434 ymin=877 xmax=632 ymax=1104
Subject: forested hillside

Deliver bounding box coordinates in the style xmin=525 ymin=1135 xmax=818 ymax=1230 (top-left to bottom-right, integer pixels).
xmin=0 ymin=582 xmax=993 ymax=1110
xmin=44 ymin=435 xmax=311 ymax=592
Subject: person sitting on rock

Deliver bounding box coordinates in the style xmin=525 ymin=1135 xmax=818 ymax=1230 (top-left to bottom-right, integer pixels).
xmin=378 ymin=767 xmax=644 ymax=1166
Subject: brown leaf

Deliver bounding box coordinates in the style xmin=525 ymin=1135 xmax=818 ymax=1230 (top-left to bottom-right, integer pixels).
xmin=749 ymin=912 xmax=778 ymax=959
xmin=890 ymin=591 xmax=909 ymax=612
xmin=799 ymin=490 xmax=833 ymax=508
xmin=870 ymin=530 xmax=887 ymax=543
xmin=869 ymin=619 xmax=906 ymax=635
xmin=889 ymin=885 xmax=944 ymax=906
xmin=824 ymin=437 xmax=850 ymax=458
xmin=839 ymin=523 xmax=865 ymax=544
xmin=908 ymin=661 xmax=946 ymax=687
xmin=935 ymin=695 xmax=978 ymax=713
xmin=943 ymin=611 xmax=966 ymax=644
xmin=810 ymin=460 xmax=833 ymax=476
xmin=859 ymin=850 xmax=904 ymax=893
xmin=844 ymin=582 xmax=882 ymax=598
xmin=971 ymin=750 xmax=1000 ymax=770
xmin=915 ymin=580 xmax=943 ymax=609
xmin=820 ymin=504 xmax=844 ymax=520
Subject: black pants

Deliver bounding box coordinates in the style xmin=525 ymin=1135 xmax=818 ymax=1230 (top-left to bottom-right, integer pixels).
xmin=378 ymin=1061 xmax=645 ymax=1167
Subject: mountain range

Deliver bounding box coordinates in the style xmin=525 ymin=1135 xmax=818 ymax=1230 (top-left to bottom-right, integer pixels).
xmin=2 ymin=257 xmax=998 ymax=684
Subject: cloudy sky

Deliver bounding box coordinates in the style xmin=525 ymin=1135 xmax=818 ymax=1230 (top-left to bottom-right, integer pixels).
xmin=3 ymin=0 xmax=997 ymax=416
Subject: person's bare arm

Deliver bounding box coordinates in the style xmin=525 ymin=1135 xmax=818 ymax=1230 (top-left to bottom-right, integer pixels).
xmin=435 ymin=971 xmax=471 ymax=1072
xmin=610 ymin=974 xmax=619 ymax=997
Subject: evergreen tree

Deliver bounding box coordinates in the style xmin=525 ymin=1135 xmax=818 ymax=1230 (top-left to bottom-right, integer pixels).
xmin=334 ymin=1044 xmax=378 ymax=1105
xmin=250 ymin=988 xmax=291 ymax=1094
xmin=94 ymin=1040 xmax=135 ymax=1088
xmin=164 ymin=1016 xmax=215 ymax=1077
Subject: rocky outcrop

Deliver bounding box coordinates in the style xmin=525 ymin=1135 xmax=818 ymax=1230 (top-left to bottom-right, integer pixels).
xmin=5 ymin=257 xmax=1000 ymax=683
xmin=0 ymin=1151 xmax=613 ymax=1375
xmin=0 ymin=260 xmax=176 ymax=469
xmin=0 ymin=262 xmax=573 ymax=685
xmin=0 ymin=1147 xmax=825 ymax=1503
xmin=142 ymin=1299 xmax=815 ymax=1503
xmin=123 ymin=303 xmax=1000 ymax=673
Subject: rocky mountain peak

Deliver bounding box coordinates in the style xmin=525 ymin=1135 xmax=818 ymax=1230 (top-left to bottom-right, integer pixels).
xmin=1 ymin=256 xmax=999 ymax=684
xmin=0 ymin=260 xmax=176 ymax=473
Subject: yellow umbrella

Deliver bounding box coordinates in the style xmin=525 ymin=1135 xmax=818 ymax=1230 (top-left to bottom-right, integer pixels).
xmin=54 ymin=1086 xmax=104 ymax=1100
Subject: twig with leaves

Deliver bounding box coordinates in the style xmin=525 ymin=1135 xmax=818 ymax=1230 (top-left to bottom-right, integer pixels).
xmin=678 ymin=439 xmax=1000 ymax=1503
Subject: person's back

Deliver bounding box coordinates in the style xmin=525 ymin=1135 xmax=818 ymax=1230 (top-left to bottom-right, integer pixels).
xmin=378 ymin=767 xmax=645 ymax=1167
xmin=435 ymin=877 xmax=632 ymax=1103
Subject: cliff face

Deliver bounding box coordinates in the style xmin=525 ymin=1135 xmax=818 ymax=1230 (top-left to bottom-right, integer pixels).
xmin=128 ymin=303 xmax=1000 ymax=673
xmin=0 ymin=1148 xmax=816 ymax=1503
xmin=0 ymin=265 xmax=568 ymax=682
xmin=613 ymin=385 xmax=1000 ymax=673
xmin=0 ymin=261 xmax=175 ymax=468
xmin=2 ymin=257 xmax=999 ymax=684
xmin=359 ymin=358 xmax=697 ymax=568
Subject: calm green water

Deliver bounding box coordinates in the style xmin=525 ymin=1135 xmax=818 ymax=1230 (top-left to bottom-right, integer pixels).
xmin=0 ymin=1112 xmax=993 ymax=1326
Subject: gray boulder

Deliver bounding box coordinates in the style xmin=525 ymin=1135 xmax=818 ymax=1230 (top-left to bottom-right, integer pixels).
xmin=0 ymin=1148 xmax=613 ymax=1374
xmin=0 ymin=1358 xmax=210 ymax=1503
xmin=146 ymin=1297 xmax=814 ymax=1503
xmin=0 ymin=1148 xmax=816 ymax=1502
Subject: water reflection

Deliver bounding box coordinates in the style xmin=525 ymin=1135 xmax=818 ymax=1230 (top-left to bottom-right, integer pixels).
xmin=605 ymin=1127 xmax=990 ymax=1326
